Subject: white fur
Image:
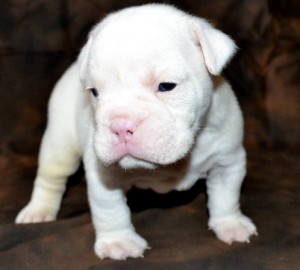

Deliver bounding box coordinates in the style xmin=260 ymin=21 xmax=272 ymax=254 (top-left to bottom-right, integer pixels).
xmin=16 ymin=4 xmax=257 ymax=260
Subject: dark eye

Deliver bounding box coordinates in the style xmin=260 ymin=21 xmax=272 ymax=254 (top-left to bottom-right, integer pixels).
xmin=89 ymin=88 xmax=99 ymax=97
xmin=158 ymin=82 xmax=177 ymax=92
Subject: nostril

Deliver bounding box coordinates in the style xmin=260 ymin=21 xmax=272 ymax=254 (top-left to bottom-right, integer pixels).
xmin=115 ymin=129 xmax=133 ymax=138
xmin=124 ymin=129 xmax=133 ymax=140
xmin=110 ymin=118 xmax=136 ymax=142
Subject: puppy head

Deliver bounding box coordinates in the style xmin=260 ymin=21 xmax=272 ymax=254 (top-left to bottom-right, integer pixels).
xmin=78 ymin=4 xmax=237 ymax=170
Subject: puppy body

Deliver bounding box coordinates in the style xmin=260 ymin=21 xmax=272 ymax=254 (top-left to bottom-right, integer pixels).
xmin=16 ymin=4 xmax=257 ymax=260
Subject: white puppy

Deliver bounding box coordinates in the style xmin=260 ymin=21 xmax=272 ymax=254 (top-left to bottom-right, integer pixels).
xmin=16 ymin=4 xmax=257 ymax=260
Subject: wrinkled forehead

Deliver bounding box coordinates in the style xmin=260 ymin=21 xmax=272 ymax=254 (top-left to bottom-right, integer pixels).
xmin=89 ymin=14 xmax=193 ymax=71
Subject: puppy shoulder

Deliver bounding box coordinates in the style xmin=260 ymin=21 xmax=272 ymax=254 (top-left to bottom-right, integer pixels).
xmin=47 ymin=63 xmax=83 ymax=133
xmin=203 ymin=77 xmax=244 ymax=149
xmin=49 ymin=63 xmax=81 ymax=106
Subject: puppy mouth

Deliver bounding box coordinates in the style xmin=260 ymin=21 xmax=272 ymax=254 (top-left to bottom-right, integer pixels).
xmin=117 ymin=154 xmax=158 ymax=170
xmin=93 ymin=136 xmax=156 ymax=169
xmin=112 ymin=142 xmax=158 ymax=170
xmin=94 ymin=120 xmax=194 ymax=169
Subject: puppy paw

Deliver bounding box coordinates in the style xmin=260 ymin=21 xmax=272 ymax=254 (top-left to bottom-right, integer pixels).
xmin=94 ymin=230 xmax=149 ymax=260
xmin=209 ymin=214 xmax=258 ymax=244
xmin=15 ymin=202 xmax=57 ymax=224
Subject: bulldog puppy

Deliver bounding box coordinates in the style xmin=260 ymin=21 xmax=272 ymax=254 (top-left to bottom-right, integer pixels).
xmin=16 ymin=4 xmax=257 ymax=260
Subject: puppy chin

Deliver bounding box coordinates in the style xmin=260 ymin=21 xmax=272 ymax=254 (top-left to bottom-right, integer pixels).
xmin=118 ymin=155 xmax=157 ymax=170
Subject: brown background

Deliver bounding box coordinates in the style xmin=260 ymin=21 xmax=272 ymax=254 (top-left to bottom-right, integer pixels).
xmin=0 ymin=0 xmax=299 ymax=269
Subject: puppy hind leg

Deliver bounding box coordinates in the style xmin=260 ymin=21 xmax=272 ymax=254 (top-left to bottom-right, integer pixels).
xmin=15 ymin=128 xmax=80 ymax=224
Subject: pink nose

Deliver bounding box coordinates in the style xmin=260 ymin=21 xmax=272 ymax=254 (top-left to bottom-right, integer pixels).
xmin=110 ymin=118 xmax=137 ymax=143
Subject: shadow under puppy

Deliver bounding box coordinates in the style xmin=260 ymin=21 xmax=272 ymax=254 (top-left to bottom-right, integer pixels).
xmin=16 ymin=4 xmax=257 ymax=260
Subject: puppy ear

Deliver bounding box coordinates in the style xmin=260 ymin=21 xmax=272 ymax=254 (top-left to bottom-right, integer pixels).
xmin=191 ymin=18 xmax=237 ymax=75
xmin=77 ymin=36 xmax=93 ymax=82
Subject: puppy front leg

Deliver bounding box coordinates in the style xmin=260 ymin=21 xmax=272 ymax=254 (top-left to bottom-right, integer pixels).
xmin=84 ymin=155 xmax=149 ymax=260
xmin=16 ymin=129 xmax=80 ymax=223
xmin=206 ymin=148 xmax=257 ymax=244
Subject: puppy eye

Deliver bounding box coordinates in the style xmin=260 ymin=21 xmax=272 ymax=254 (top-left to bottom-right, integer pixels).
xmin=89 ymin=88 xmax=99 ymax=97
xmin=158 ymin=82 xmax=177 ymax=92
